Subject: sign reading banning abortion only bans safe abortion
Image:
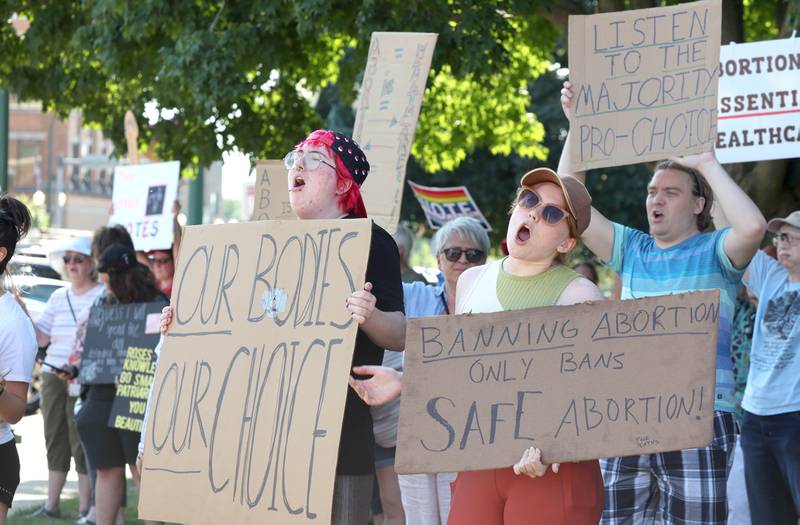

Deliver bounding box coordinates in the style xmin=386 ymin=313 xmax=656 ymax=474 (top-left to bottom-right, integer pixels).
xmin=715 ymin=37 xmax=800 ymax=163
xmin=353 ymin=32 xmax=437 ymax=234
xmin=567 ymin=0 xmax=722 ymax=171
xmin=138 ymin=219 xmax=371 ymax=525
xmin=110 ymin=161 xmax=180 ymax=251
xmin=252 ymin=160 xmax=295 ymax=221
xmin=395 ymin=291 xmax=719 ymax=474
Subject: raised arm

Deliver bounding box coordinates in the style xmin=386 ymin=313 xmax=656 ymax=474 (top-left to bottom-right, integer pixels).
xmin=557 ymin=81 xmax=615 ymax=263
xmin=675 ymin=152 xmax=766 ymax=269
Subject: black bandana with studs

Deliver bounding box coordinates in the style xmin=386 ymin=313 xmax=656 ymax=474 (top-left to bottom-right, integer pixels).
xmin=330 ymin=133 xmax=370 ymax=186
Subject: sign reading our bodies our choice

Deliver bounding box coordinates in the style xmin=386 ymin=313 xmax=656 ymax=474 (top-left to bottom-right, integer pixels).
xmin=567 ymin=0 xmax=722 ymax=171
xmin=715 ymin=37 xmax=800 ymax=163
xmin=138 ymin=219 xmax=372 ymax=525
xmin=395 ymin=291 xmax=719 ymax=474
xmin=110 ymin=161 xmax=179 ymax=251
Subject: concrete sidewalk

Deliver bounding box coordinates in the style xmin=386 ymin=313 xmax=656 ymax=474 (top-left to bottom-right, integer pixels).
xmin=9 ymin=412 xmax=80 ymax=517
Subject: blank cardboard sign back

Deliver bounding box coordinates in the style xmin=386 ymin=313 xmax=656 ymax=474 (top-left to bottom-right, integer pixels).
xmin=138 ymin=219 xmax=372 ymax=524
xmin=567 ymin=0 xmax=722 ymax=171
xmin=396 ymin=291 xmax=719 ymax=474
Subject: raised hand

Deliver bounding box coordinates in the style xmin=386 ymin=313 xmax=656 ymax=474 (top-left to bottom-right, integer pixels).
xmin=560 ymin=81 xmax=574 ymax=120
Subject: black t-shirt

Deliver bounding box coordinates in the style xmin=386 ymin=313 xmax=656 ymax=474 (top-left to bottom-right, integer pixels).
xmin=337 ymin=218 xmax=404 ymax=475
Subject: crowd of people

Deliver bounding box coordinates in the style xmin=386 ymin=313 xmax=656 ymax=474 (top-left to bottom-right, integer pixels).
xmin=0 ymin=84 xmax=798 ymax=525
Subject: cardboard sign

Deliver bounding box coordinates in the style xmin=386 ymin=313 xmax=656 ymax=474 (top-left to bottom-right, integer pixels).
xmin=353 ymin=32 xmax=438 ymax=234
xmin=79 ymin=301 xmax=168 ymax=385
xmin=252 ymin=160 xmax=295 ymax=221
xmin=108 ymin=342 xmax=160 ymax=433
xmin=395 ymin=291 xmax=719 ymax=474
xmin=567 ymin=0 xmax=722 ymax=171
xmin=110 ymin=161 xmax=180 ymax=251
xmin=715 ymin=37 xmax=800 ymax=163
xmin=408 ymin=181 xmax=492 ymax=231
xmin=138 ymin=219 xmax=372 ymax=525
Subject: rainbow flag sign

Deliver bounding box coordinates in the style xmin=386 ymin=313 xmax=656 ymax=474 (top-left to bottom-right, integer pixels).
xmin=408 ymin=181 xmax=491 ymax=231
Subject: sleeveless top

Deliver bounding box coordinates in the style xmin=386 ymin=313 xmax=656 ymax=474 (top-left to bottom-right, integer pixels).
xmin=460 ymin=258 xmax=581 ymax=314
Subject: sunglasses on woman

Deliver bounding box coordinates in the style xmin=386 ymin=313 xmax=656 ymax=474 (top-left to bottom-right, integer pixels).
xmin=62 ymin=255 xmax=87 ymax=264
xmin=442 ymin=247 xmax=485 ymax=263
xmin=516 ymin=188 xmax=572 ymax=225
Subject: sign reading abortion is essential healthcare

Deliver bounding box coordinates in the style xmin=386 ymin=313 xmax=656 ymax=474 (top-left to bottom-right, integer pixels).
xmin=715 ymin=37 xmax=800 ymax=163
xmin=110 ymin=161 xmax=180 ymax=251
xmin=567 ymin=0 xmax=722 ymax=171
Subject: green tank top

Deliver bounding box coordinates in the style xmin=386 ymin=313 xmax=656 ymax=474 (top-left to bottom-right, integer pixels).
xmin=495 ymin=258 xmax=581 ymax=311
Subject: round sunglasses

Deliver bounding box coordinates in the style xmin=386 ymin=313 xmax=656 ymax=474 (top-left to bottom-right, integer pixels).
xmin=516 ymin=188 xmax=571 ymax=225
xmin=441 ymin=247 xmax=485 ymax=263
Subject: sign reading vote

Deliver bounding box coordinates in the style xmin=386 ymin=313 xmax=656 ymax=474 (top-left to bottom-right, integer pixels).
xmin=408 ymin=181 xmax=492 ymax=231
xmin=252 ymin=160 xmax=295 ymax=221
xmin=110 ymin=161 xmax=180 ymax=251
xmin=567 ymin=0 xmax=722 ymax=171
xmin=138 ymin=219 xmax=372 ymax=525
xmin=79 ymin=301 xmax=167 ymax=385
xmin=715 ymin=37 xmax=800 ymax=163
xmin=395 ymin=291 xmax=719 ymax=474
xmin=353 ymin=32 xmax=437 ymax=234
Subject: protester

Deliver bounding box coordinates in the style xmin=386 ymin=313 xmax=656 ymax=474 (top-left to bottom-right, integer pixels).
xmin=559 ymin=80 xmax=767 ymax=524
xmin=62 ymin=242 xmax=165 ymax=525
xmin=0 ymin=195 xmax=37 ymax=525
xmin=572 ymin=260 xmax=598 ymax=285
xmin=25 ymin=236 xmax=103 ymax=519
xmin=152 ymin=129 xmax=405 ymax=525
xmin=352 ymin=169 xmax=606 ymax=524
xmin=146 ymin=249 xmax=174 ymax=298
xmin=739 ymin=211 xmax=800 ymax=525
xmin=394 ymin=223 xmax=427 ymax=284
xmin=397 ymin=217 xmax=489 ymax=525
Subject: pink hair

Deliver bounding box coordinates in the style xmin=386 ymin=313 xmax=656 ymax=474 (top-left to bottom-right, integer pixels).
xmin=295 ymin=130 xmax=367 ymax=217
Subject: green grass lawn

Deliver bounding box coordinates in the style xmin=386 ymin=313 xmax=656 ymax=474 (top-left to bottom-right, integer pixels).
xmin=10 ymin=480 xmax=147 ymax=525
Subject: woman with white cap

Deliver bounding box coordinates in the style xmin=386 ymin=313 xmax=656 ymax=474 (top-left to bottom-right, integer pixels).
xmin=28 ymin=236 xmax=103 ymax=519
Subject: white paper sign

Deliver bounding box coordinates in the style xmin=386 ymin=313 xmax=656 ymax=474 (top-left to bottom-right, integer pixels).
xmin=110 ymin=161 xmax=180 ymax=251
xmin=715 ymin=37 xmax=800 ymax=163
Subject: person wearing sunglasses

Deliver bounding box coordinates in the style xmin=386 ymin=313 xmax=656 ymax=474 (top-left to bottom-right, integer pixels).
xmin=559 ymin=80 xmax=767 ymax=525
xmin=736 ymin=210 xmax=800 ymax=525
xmin=145 ymin=249 xmax=174 ymax=299
xmin=351 ymin=169 xmax=606 ymax=524
xmin=20 ymin=236 xmax=104 ymax=520
xmin=155 ymin=129 xmax=405 ymax=525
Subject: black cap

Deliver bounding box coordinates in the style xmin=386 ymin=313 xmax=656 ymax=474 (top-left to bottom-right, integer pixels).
xmin=330 ymin=132 xmax=370 ymax=186
xmin=98 ymin=244 xmax=138 ymax=274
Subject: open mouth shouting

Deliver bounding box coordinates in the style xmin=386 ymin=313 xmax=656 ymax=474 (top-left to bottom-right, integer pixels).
xmin=515 ymin=222 xmax=532 ymax=245
xmin=289 ymin=174 xmax=306 ymax=191
xmin=651 ymin=209 xmax=664 ymax=222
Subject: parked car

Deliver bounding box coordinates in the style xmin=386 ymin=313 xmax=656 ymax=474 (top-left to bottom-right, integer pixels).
xmin=8 ymin=254 xmax=62 ymax=280
xmin=10 ymin=274 xmax=67 ymax=415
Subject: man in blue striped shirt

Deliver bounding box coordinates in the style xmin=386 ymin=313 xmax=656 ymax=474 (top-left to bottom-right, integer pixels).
xmin=559 ymin=81 xmax=767 ymax=525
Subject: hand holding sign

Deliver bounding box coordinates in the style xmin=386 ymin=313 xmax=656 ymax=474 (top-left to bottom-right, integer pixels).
xmin=513 ymin=447 xmax=560 ymax=478
xmin=346 ymin=282 xmax=377 ymax=325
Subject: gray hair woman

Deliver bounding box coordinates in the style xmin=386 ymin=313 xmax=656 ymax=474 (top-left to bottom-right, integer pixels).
xmin=393 ymin=216 xmax=490 ymax=525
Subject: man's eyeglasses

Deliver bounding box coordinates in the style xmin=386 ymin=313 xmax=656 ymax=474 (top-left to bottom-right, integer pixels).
xmin=148 ymin=255 xmax=172 ymax=265
xmin=283 ymin=150 xmax=336 ymax=172
xmin=62 ymin=255 xmax=87 ymax=265
xmin=442 ymin=247 xmax=485 ymax=263
xmin=772 ymin=233 xmax=800 ymax=247
xmin=516 ymin=188 xmax=572 ymax=225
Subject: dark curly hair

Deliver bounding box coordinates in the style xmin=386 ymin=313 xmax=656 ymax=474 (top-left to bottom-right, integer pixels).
xmin=0 ymin=194 xmax=32 ymax=278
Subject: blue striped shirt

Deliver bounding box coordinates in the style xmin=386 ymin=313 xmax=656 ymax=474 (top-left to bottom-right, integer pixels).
xmin=607 ymin=223 xmax=742 ymax=412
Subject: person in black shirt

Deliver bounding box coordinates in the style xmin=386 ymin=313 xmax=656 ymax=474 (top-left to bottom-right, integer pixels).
xmin=156 ymin=130 xmax=405 ymax=524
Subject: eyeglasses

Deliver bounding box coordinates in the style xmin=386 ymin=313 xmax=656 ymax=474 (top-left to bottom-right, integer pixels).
xmin=442 ymin=247 xmax=485 ymax=263
xmin=516 ymin=188 xmax=572 ymax=225
xmin=772 ymin=233 xmax=800 ymax=247
xmin=283 ymin=150 xmax=336 ymax=172
xmin=148 ymin=255 xmax=172 ymax=265
xmin=62 ymin=255 xmax=87 ymax=265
